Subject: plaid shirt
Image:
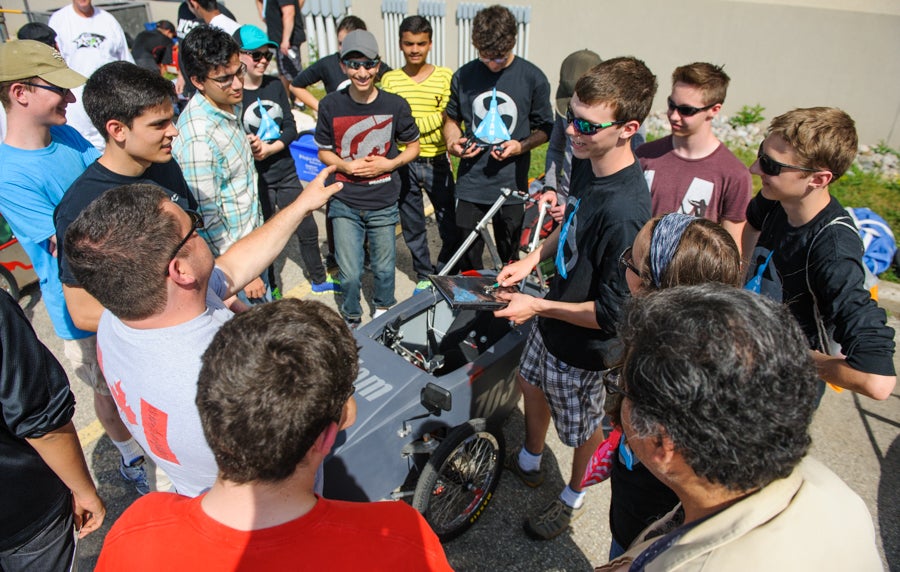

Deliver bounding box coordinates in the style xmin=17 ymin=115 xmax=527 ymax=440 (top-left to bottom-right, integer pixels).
xmin=173 ymin=94 xmax=261 ymax=256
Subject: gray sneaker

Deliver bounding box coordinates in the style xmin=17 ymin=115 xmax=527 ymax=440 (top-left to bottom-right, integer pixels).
xmin=504 ymin=451 xmax=544 ymax=488
xmin=524 ymin=498 xmax=585 ymax=540
xmin=119 ymin=456 xmax=150 ymax=495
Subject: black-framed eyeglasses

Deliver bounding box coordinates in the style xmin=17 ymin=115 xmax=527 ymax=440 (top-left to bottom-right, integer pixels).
xmin=566 ymin=105 xmax=626 ymax=136
xmin=242 ymin=49 xmax=274 ymax=63
xmin=666 ymin=97 xmax=716 ymax=117
xmin=165 ymin=210 xmax=205 ymax=276
xmin=19 ymin=81 xmax=70 ymax=98
xmin=478 ymin=52 xmax=509 ymax=65
xmin=342 ymin=58 xmax=380 ymax=70
xmin=602 ymin=367 xmax=634 ymax=401
xmin=756 ymin=143 xmax=823 ymax=177
xmin=208 ymin=63 xmax=247 ymax=89
xmin=618 ymin=246 xmax=641 ymax=276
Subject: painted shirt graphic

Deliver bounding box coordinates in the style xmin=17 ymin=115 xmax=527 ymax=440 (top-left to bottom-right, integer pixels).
xmin=334 ymin=114 xmax=394 ymax=186
xmin=470 ymin=88 xmax=518 ymax=141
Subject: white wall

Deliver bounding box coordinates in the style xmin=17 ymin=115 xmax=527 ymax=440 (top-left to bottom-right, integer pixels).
xmin=6 ymin=0 xmax=900 ymax=146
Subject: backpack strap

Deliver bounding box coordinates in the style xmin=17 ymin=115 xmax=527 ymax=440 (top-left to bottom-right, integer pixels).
xmin=805 ymin=216 xmax=862 ymax=353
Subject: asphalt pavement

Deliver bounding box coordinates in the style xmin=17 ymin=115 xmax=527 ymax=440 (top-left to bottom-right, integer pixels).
xmin=16 ymin=208 xmax=900 ymax=571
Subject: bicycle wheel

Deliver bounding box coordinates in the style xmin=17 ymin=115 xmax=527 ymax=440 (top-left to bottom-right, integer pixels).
xmin=412 ymin=418 xmax=504 ymax=541
xmin=0 ymin=266 xmax=19 ymax=302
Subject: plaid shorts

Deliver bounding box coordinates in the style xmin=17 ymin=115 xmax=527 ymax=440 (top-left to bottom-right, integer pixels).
xmin=519 ymin=326 xmax=605 ymax=447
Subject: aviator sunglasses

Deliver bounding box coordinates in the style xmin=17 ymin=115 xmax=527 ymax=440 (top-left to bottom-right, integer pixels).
xmin=756 ymin=143 xmax=822 ymax=177
xmin=565 ymin=106 xmax=626 ymax=136
xmin=666 ymin=96 xmax=715 ymax=117
xmin=342 ymin=58 xmax=380 ymax=70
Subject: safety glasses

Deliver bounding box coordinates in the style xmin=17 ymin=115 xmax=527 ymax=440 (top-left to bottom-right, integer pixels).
xmin=666 ymin=96 xmax=715 ymax=117
xmin=478 ymin=52 xmax=509 ymax=65
xmin=756 ymin=143 xmax=822 ymax=176
xmin=565 ymin=106 xmax=626 ymax=136
xmin=342 ymin=58 xmax=380 ymax=70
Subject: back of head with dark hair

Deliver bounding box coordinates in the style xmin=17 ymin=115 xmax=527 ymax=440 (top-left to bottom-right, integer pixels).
xmin=181 ymin=24 xmax=239 ymax=83
xmin=65 ymin=184 xmax=183 ymax=321
xmin=16 ymin=22 xmax=57 ymax=47
xmin=671 ymin=62 xmax=730 ymax=106
xmin=83 ymin=61 xmax=175 ymax=140
xmin=399 ymin=15 xmax=432 ymax=40
xmin=620 ymin=284 xmax=818 ymax=492
xmin=337 ymin=15 xmax=367 ymax=35
xmin=197 ymin=299 xmax=359 ymax=484
xmin=471 ymin=5 xmax=517 ymax=56
xmin=156 ymin=20 xmax=176 ymax=36
xmin=575 ymin=56 xmax=657 ymax=124
xmin=192 ymin=0 xmax=218 ymax=11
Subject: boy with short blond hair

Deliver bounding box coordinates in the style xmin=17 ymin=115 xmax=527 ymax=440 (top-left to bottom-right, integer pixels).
xmin=743 ymin=107 xmax=895 ymax=401
xmin=636 ymin=62 xmax=751 ymax=250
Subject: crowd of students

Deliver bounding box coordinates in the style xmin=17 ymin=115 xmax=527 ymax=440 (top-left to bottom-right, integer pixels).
xmin=0 ymin=1 xmax=896 ymax=570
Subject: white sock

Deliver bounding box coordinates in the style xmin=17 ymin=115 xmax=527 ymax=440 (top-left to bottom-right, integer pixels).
xmin=518 ymin=446 xmax=542 ymax=472
xmin=111 ymin=437 xmax=144 ymax=465
xmin=559 ymin=485 xmax=586 ymax=509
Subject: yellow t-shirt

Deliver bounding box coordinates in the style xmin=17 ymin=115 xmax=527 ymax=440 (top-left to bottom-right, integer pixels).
xmin=380 ymin=65 xmax=452 ymax=158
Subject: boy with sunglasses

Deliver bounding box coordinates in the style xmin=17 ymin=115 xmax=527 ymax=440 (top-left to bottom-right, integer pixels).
xmin=636 ymin=63 xmax=751 ymax=251
xmin=494 ymin=57 xmax=657 ymax=540
xmin=234 ymin=25 xmax=336 ymax=296
xmin=444 ymin=4 xmax=554 ymax=271
xmin=743 ymin=107 xmax=895 ymax=401
xmin=314 ymin=30 xmax=419 ymax=327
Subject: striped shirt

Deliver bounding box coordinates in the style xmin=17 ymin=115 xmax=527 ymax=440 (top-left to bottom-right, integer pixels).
xmin=380 ymin=65 xmax=452 ymax=157
xmin=173 ymin=94 xmax=261 ymax=256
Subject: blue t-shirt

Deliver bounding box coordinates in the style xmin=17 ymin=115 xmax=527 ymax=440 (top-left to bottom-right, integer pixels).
xmin=0 ymin=125 xmax=100 ymax=339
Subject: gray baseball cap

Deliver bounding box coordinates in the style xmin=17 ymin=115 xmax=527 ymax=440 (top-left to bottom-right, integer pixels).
xmin=340 ymin=30 xmax=379 ymax=60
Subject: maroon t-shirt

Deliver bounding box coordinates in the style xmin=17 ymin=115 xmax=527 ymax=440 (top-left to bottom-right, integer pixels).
xmin=636 ymin=135 xmax=751 ymax=222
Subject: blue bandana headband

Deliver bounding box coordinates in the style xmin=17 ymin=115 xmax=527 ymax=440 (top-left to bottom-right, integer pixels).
xmin=649 ymin=213 xmax=697 ymax=288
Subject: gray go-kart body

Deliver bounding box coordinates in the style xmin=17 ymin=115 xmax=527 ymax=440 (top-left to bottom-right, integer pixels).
xmin=323 ymin=270 xmax=542 ymax=539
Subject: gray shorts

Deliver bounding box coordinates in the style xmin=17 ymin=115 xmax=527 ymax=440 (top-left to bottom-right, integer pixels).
xmin=519 ymin=327 xmax=605 ymax=447
xmin=63 ymin=336 xmax=110 ymax=396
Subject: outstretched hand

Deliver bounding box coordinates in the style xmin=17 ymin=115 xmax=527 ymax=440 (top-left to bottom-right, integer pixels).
xmin=493 ymin=292 xmax=538 ymax=325
xmin=296 ymin=165 xmax=343 ymax=212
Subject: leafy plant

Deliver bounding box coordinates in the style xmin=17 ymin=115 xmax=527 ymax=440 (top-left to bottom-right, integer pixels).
xmin=728 ymin=104 xmax=765 ymax=128
xmin=872 ymin=140 xmax=900 ymax=158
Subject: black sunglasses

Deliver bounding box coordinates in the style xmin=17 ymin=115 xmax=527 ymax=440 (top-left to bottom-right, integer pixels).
xmin=756 ymin=143 xmax=822 ymax=177
xmin=618 ymin=246 xmax=641 ymax=276
xmin=666 ymin=96 xmax=715 ymax=117
xmin=165 ymin=210 xmax=205 ymax=275
xmin=342 ymin=58 xmax=380 ymax=70
xmin=242 ymin=49 xmax=274 ymax=63
xmin=565 ymin=106 xmax=626 ymax=136
xmin=20 ymin=81 xmax=70 ymax=98
xmin=602 ymin=367 xmax=635 ymax=401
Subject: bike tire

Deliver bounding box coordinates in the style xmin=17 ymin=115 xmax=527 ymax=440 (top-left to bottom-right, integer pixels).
xmin=412 ymin=418 xmax=505 ymax=541
xmin=0 ymin=266 xmax=19 ymax=302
